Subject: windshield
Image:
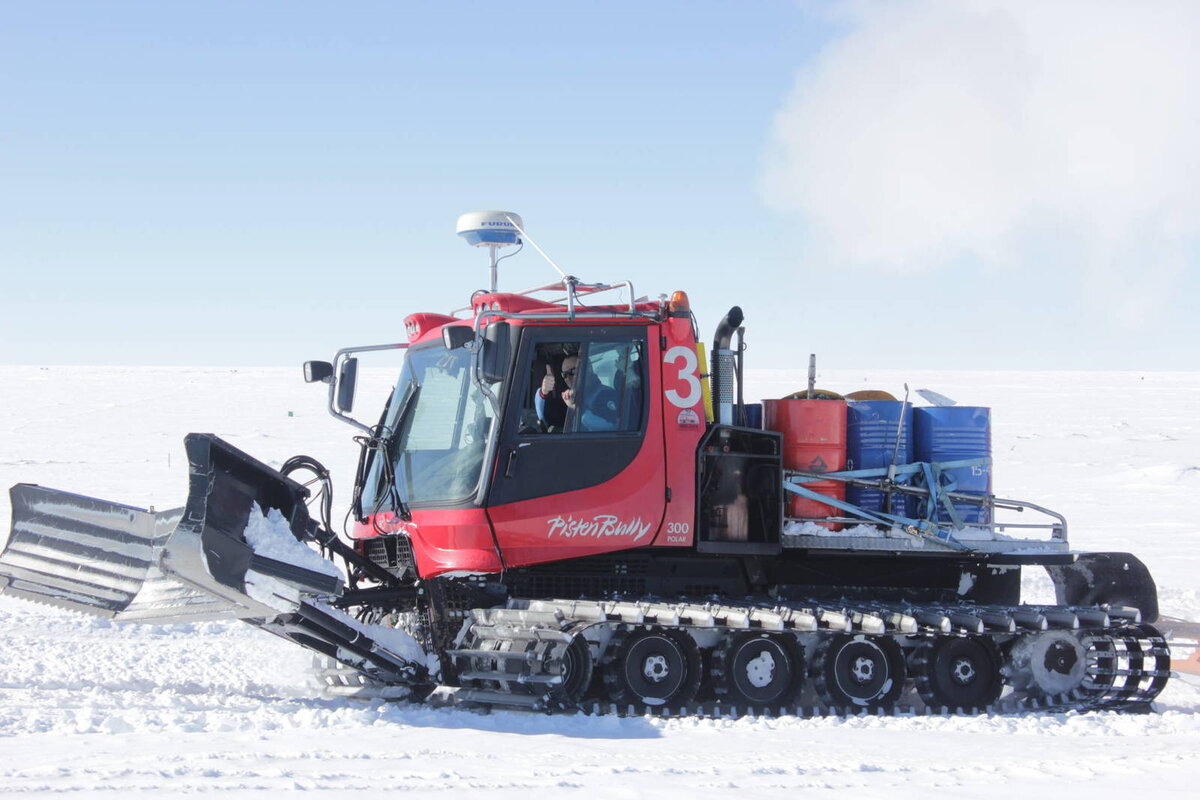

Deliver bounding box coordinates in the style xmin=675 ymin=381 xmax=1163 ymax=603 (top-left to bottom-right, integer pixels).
xmin=360 ymin=343 xmax=496 ymax=512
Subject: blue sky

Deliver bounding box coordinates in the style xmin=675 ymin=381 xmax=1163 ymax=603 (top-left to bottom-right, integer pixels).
xmin=2 ymin=1 xmax=1197 ymax=370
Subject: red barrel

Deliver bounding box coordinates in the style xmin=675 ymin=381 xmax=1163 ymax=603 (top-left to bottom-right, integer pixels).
xmin=763 ymin=399 xmax=847 ymax=530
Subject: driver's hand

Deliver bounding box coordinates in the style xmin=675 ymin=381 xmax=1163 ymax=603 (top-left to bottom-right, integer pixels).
xmin=563 ymin=389 xmax=576 ymax=408
xmin=540 ymin=364 xmax=556 ymax=396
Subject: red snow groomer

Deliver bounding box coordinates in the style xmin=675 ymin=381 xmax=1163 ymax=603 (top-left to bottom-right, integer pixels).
xmin=0 ymin=212 xmax=1171 ymax=716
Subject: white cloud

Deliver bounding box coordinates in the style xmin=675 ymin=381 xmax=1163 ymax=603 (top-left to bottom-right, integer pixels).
xmin=762 ymin=0 xmax=1200 ymax=326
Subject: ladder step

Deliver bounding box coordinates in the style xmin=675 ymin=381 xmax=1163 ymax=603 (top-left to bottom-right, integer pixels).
xmin=454 ymin=688 xmax=543 ymax=708
xmin=448 ymin=648 xmax=538 ymax=661
xmin=468 ymin=626 xmax=571 ymax=643
xmin=458 ymin=670 xmax=562 ymax=684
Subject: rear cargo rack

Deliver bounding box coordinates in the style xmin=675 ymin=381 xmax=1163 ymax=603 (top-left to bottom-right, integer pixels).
xmin=781 ymin=462 xmax=1069 ymax=555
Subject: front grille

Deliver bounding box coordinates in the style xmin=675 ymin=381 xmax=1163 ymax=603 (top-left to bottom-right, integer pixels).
xmin=362 ymin=534 xmax=417 ymax=580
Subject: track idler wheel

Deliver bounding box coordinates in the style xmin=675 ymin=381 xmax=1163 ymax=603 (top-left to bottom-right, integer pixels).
xmin=711 ymin=632 xmax=803 ymax=706
xmin=603 ymin=627 xmax=702 ymax=708
xmin=813 ymin=634 xmax=906 ymax=710
xmin=542 ymin=632 xmax=595 ymax=710
xmin=913 ymin=636 xmax=1003 ymax=710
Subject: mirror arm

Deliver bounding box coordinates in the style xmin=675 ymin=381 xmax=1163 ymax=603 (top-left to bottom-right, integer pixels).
xmin=319 ymin=343 xmax=410 ymax=433
xmin=471 ymin=311 xmax=504 ymax=414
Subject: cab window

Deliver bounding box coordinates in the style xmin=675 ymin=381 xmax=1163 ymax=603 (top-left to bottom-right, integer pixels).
xmin=521 ymin=340 xmax=644 ymax=435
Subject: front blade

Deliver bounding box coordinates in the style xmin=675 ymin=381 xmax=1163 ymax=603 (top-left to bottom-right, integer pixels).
xmin=2 ymin=434 xmax=430 ymax=687
xmin=0 ymin=434 xmax=344 ymax=623
xmin=0 ymin=484 xmax=241 ymax=622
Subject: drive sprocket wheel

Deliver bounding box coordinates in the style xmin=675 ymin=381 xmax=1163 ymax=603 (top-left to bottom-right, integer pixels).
xmin=813 ymin=634 xmax=906 ymax=710
xmin=1010 ymin=630 xmax=1090 ymax=700
xmin=603 ymin=627 xmax=702 ymax=707
xmin=711 ymin=632 xmax=803 ymax=706
xmin=913 ymin=635 xmax=1003 ymax=710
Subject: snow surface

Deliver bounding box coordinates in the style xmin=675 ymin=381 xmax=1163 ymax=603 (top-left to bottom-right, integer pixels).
xmin=1 ymin=365 xmax=1199 ymax=797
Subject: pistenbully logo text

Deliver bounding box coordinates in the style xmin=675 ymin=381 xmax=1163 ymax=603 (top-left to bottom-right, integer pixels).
xmin=546 ymin=514 xmax=653 ymax=541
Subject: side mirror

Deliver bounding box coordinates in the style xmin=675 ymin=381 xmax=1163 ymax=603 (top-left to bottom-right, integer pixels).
xmin=442 ymin=325 xmax=473 ymax=350
xmin=336 ymin=358 xmax=358 ymax=413
xmin=303 ymin=360 xmax=334 ymax=384
xmin=479 ymin=321 xmax=511 ymax=383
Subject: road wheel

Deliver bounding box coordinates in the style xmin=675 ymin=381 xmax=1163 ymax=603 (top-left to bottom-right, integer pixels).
xmin=604 ymin=627 xmax=701 ymax=707
xmin=813 ymin=634 xmax=906 ymax=710
xmin=914 ymin=636 xmax=1003 ymax=709
xmin=711 ymin=632 xmax=802 ymax=706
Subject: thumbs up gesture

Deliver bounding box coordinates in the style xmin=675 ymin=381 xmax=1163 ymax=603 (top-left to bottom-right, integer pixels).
xmin=540 ymin=363 xmax=556 ymax=396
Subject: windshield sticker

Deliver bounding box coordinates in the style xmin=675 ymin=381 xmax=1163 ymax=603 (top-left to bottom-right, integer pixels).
xmin=547 ymin=514 xmax=653 ymax=541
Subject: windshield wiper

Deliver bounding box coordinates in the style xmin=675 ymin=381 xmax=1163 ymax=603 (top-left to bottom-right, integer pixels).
xmin=353 ymin=380 xmax=420 ymax=523
xmin=382 ymin=380 xmax=422 ymax=521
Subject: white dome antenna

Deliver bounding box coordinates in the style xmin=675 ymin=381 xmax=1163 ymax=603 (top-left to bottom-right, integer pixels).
xmin=456 ymin=211 xmax=523 ymax=292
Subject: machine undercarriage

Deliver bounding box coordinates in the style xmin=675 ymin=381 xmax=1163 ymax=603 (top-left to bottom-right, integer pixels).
xmin=316 ymin=543 xmax=1171 ymax=716
xmin=442 ymin=597 xmax=1169 ymax=716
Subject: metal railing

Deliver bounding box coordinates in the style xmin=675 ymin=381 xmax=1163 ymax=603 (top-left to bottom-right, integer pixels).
xmin=452 ymin=276 xmax=650 ymax=321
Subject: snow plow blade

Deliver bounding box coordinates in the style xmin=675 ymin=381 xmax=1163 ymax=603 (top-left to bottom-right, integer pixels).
xmin=1 ymin=433 xmax=431 ymax=689
xmin=0 ymin=434 xmax=340 ymax=622
xmin=0 ymin=485 xmax=232 ymax=621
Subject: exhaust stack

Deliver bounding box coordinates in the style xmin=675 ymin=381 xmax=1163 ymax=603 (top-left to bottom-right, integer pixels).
xmin=711 ymin=306 xmax=744 ymax=426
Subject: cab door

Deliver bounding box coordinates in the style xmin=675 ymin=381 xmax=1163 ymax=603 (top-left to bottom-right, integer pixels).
xmin=486 ymin=325 xmax=666 ymax=567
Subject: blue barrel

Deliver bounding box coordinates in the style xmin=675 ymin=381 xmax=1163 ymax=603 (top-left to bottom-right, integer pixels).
xmin=846 ymin=401 xmax=913 ymax=517
xmin=913 ymin=406 xmax=992 ymax=525
xmin=742 ymin=403 xmax=763 ymax=429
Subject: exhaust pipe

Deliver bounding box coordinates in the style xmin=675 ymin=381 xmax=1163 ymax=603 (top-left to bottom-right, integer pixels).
xmin=711 ymin=306 xmax=744 ymax=426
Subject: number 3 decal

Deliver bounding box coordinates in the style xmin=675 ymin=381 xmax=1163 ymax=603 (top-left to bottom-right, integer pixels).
xmin=664 ymin=345 xmax=702 ymax=408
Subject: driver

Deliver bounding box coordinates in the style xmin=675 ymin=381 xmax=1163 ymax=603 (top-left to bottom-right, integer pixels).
xmin=536 ymin=354 xmax=619 ymax=432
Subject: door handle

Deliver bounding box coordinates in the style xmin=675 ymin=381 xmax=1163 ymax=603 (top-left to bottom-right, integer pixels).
xmin=504 ymin=442 xmax=531 ymax=478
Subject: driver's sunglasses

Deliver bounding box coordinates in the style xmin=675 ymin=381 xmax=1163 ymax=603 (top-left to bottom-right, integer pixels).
xmin=562 ymin=368 xmax=577 ymax=378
